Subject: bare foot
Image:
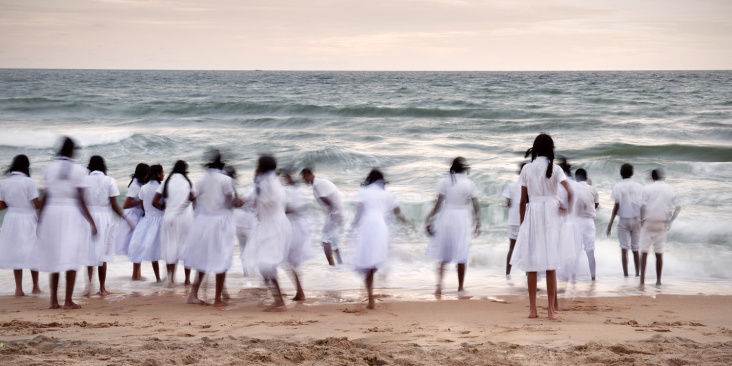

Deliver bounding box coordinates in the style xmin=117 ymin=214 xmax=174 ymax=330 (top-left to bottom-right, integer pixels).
xmin=187 ymin=296 xmax=207 ymax=305
xmin=264 ymin=303 xmax=287 ymax=312
xmin=99 ymin=290 xmax=111 ymax=297
xmin=14 ymin=291 xmax=25 ymax=297
xmin=222 ymin=290 xmax=231 ymax=301
xmin=63 ymin=302 xmax=82 ymax=310
xmin=434 ymin=284 xmax=442 ymax=299
xmin=166 ymin=282 xmax=176 ymax=289
xmin=213 ymin=300 xmax=230 ymax=308
xmin=49 ymin=303 xmax=60 ymax=309
xmin=184 ymin=280 xmax=191 ymax=286
xmin=367 ymin=301 xmax=376 ymax=310
xmin=548 ymin=309 xmax=557 ymax=319
xmin=32 ymin=287 xmax=42 ymax=294
xmin=131 ymin=276 xmax=146 ymax=282
xmin=292 ymin=294 xmax=306 ymax=301
xmin=528 ymin=309 xmax=538 ymax=318
xmin=656 ymin=281 xmax=662 ymax=287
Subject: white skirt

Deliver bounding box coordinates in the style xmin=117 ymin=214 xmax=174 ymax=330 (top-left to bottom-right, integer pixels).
xmin=180 ymin=213 xmax=235 ymax=274
xmin=127 ymin=214 xmax=163 ymax=263
xmin=31 ymin=203 xmax=88 ymax=272
xmin=0 ymin=209 xmax=37 ymax=270
xmin=233 ymin=208 xmax=257 ymax=254
xmin=242 ymin=213 xmax=292 ymax=279
xmin=510 ymin=198 xmax=563 ymax=272
xmin=287 ymin=214 xmax=313 ymax=268
xmin=426 ymin=207 xmax=472 ymax=264
xmin=352 ymin=212 xmax=389 ymax=273
xmin=114 ymin=208 xmax=143 ymax=255
xmin=160 ymin=210 xmax=193 ymax=265
xmin=80 ymin=210 xmax=117 ymax=266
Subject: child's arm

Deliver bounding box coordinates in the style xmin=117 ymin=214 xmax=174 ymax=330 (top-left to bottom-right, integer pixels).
xmin=607 ymin=203 xmax=619 ymax=236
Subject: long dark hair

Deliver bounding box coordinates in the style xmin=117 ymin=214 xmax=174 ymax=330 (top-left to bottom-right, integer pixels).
xmin=6 ymin=154 xmax=31 ymax=177
xmin=450 ymin=157 xmax=469 ymax=174
xmin=363 ymin=169 xmax=385 ymax=186
xmin=163 ymin=160 xmax=192 ymax=199
xmin=129 ymin=163 xmax=150 ymax=187
xmin=57 ymin=136 xmax=76 ymax=158
xmin=525 ymin=133 xmax=555 ymax=178
xmin=147 ymin=164 xmax=163 ymax=183
xmin=87 ymin=155 xmax=107 ymax=175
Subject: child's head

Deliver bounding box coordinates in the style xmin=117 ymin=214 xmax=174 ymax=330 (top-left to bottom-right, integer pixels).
xmin=205 ymin=149 xmax=225 ymax=170
xmin=57 ymin=136 xmax=78 ymax=158
xmin=651 ymin=168 xmax=665 ymax=181
xmin=130 ymin=163 xmax=150 ymax=186
xmin=525 ymin=133 xmax=555 ymax=178
xmin=363 ymin=169 xmax=385 ymax=186
xmin=172 ymin=160 xmax=189 ymax=176
xmin=575 ymin=168 xmax=588 ymax=182
xmin=450 ymin=157 xmax=470 ymax=174
xmin=620 ymin=163 xmax=633 ymax=179
xmin=300 ymin=167 xmax=314 ymax=184
xmin=225 ymin=166 xmax=238 ymax=180
xmin=148 ymin=164 xmax=164 ymax=182
xmin=257 ymin=155 xmax=277 ymax=175
xmin=557 ymin=156 xmax=572 ymax=176
xmin=87 ymin=155 xmax=107 ymax=175
xmin=7 ymin=154 xmax=31 ymax=177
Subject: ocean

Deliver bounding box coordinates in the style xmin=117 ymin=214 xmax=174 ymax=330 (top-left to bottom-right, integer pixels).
xmin=0 ymin=69 xmax=731 ymax=302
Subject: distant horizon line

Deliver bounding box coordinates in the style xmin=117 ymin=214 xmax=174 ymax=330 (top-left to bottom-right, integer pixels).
xmin=1 ymin=67 xmax=730 ymax=72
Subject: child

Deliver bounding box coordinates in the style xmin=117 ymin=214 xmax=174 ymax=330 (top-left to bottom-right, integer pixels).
xmin=350 ymin=169 xmax=408 ymax=309
xmin=640 ymin=169 xmax=680 ymax=287
xmin=281 ymin=170 xmax=314 ymax=301
xmin=510 ymin=133 xmax=572 ymax=319
xmin=127 ymin=165 xmax=164 ymax=282
xmin=300 ymin=168 xmax=344 ymax=266
xmin=573 ymin=169 xmax=599 ymax=280
xmin=81 ymin=156 xmax=129 ymax=296
xmin=0 ymin=155 xmax=42 ymax=296
xmin=153 ymin=160 xmax=194 ymax=287
xmin=114 ymin=163 xmax=149 ymax=281
xmin=607 ymin=163 xmax=643 ymax=277
xmin=425 ymin=157 xmax=481 ymax=297
xmin=502 ymin=163 xmax=525 ymax=276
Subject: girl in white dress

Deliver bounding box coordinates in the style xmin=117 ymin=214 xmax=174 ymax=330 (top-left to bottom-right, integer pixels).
xmin=153 ymin=160 xmax=194 ymax=287
xmin=425 ymin=157 xmax=481 ymax=297
xmin=182 ymin=153 xmax=237 ymax=307
xmin=114 ymin=163 xmax=149 ymax=280
xmin=32 ymin=137 xmax=97 ymax=309
xmin=350 ymin=169 xmax=408 ymax=309
xmin=509 ymin=133 xmax=572 ymax=319
xmin=281 ymin=170 xmax=313 ymax=301
xmin=242 ymin=155 xmax=292 ymax=311
xmin=0 ymin=155 xmax=41 ymax=296
xmin=81 ymin=156 xmax=129 ymax=296
xmin=127 ymin=165 xmax=164 ymax=282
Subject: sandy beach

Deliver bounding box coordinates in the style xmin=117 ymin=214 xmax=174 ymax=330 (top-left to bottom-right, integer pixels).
xmin=1 ymin=291 xmax=730 ymax=365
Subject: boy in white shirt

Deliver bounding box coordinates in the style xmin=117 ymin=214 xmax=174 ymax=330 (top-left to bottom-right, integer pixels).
xmin=301 ymin=168 xmax=344 ymax=266
xmin=607 ymin=163 xmax=643 ymax=277
xmin=502 ymin=163 xmax=525 ymax=276
xmin=640 ymin=169 xmax=680 ymax=287
xmin=573 ymin=169 xmax=599 ymax=280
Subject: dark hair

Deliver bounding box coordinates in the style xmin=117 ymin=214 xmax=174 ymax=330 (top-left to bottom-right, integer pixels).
xmin=129 ymin=163 xmax=150 ymax=187
xmin=518 ymin=162 xmax=527 ymax=175
xmin=6 ymin=154 xmax=30 ymax=177
xmin=163 ymin=160 xmax=191 ymax=199
xmin=300 ymin=167 xmax=313 ymax=177
xmin=87 ymin=155 xmax=107 ymax=175
xmin=147 ymin=164 xmax=163 ymax=183
xmin=58 ymin=136 xmax=77 ymax=158
xmin=224 ymin=166 xmax=238 ymax=180
xmin=557 ymin=156 xmax=572 ymax=177
xmin=363 ymin=169 xmax=385 ymax=186
xmin=575 ymin=168 xmax=588 ymax=182
xmin=651 ymin=169 xmax=665 ymax=180
xmin=258 ymin=155 xmax=277 ymax=174
xmin=205 ymin=149 xmax=225 ymax=170
xmin=620 ymin=163 xmax=633 ymax=179
xmin=450 ymin=157 xmax=469 ymax=174
xmin=524 ymin=133 xmax=555 ymax=178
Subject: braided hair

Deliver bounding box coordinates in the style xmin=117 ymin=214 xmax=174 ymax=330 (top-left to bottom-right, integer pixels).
xmin=524 ymin=133 xmax=555 ymax=178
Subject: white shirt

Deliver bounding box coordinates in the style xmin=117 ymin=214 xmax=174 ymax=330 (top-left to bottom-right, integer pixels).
xmin=43 ymin=158 xmax=88 ymax=203
xmin=518 ymin=156 xmax=567 ymax=199
xmin=312 ymin=177 xmax=343 ymax=215
xmin=642 ymin=181 xmax=679 ymax=222
xmin=139 ymin=181 xmax=163 ymax=215
xmin=0 ymin=172 xmax=38 ymax=210
xmin=193 ymin=169 xmax=235 ymax=215
xmin=611 ymin=178 xmax=643 ymax=219
xmin=84 ymin=171 xmax=120 ymax=208
xmin=356 ymin=182 xmax=399 ymax=217
xmin=574 ymin=181 xmax=599 ymax=218
xmin=156 ymin=173 xmax=193 ymax=216
xmin=502 ymin=180 xmax=521 ymax=225
xmin=437 ymin=173 xmax=479 ymax=208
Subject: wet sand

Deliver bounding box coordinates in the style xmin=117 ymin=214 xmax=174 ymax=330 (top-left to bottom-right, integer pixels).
xmin=1 ymin=291 xmax=731 ymax=365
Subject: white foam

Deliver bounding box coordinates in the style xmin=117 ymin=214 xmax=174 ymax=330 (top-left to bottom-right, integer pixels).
xmin=0 ymin=128 xmax=134 ymax=149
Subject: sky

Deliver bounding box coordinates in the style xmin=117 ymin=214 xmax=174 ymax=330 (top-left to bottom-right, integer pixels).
xmin=0 ymin=0 xmax=730 ymax=70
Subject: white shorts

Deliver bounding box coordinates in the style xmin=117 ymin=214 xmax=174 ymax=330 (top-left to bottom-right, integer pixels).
xmin=641 ymin=221 xmax=667 ymax=254
xmin=321 ymin=212 xmax=344 ymax=250
xmin=577 ymin=217 xmax=596 ymax=252
xmin=618 ymin=217 xmax=641 ymax=251
xmin=507 ymin=225 xmax=520 ymax=240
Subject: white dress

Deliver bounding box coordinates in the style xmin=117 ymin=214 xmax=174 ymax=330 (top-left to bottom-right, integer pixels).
xmin=232 ymin=185 xmax=257 ymax=255
xmin=286 ymin=184 xmax=313 ymax=268
xmin=351 ymin=182 xmax=398 ymax=273
xmin=510 ymin=157 xmax=568 ymax=272
xmin=114 ymin=178 xmax=144 ymax=256
xmin=127 ymin=181 xmax=163 ymax=263
xmin=180 ymin=169 xmax=236 ymax=274
xmin=80 ymin=171 xmax=120 ymax=266
xmin=556 ymin=178 xmax=579 ymax=280
xmin=157 ymin=174 xmax=194 ymax=265
xmin=31 ymin=158 xmax=90 ymax=273
xmin=0 ymin=172 xmax=39 ymax=270
xmin=242 ymin=171 xmax=292 ymax=279
xmin=426 ymin=173 xmax=478 ymax=264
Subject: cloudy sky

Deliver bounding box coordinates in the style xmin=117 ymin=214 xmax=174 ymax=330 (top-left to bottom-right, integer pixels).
xmin=1 ymin=0 xmax=730 ymax=70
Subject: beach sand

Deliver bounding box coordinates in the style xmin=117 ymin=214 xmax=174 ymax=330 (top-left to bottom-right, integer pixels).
xmin=1 ymin=290 xmax=731 ymax=365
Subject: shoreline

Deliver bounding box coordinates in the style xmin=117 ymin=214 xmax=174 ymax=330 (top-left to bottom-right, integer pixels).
xmin=1 ymin=293 xmax=731 ymax=365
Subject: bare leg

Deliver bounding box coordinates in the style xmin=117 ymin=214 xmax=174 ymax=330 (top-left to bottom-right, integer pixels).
xmin=546 ymin=270 xmax=557 ymax=319
xmin=132 ymin=263 xmax=142 ymax=281
xmin=334 ymin=249 xmax=343 ymax=265
xmin=184 ymin=268 xmax=191 ymax=286
xmin=323 ymin=243 xmax=335 ymax=266
xmin=640 ymin=252 xmax=648 ymax=286
xmin=213 ymin=272 xmax=227 ymax=307
xmin=527 ymin=271 xmax=538 ymax=318
xmin=31 ymin=270 xmax=41 ymax=294
xmin=84 ymin=266 xmax=94 ymax=297
xmin=365 ymin=269 xmax=376 ymax=309
xmin=632 ymin=251 xmax=640 ymax=277
xmin=435 ymin=262 xmax=446 ymax=298
xmin=98 ymin=263 xmax=109 ymax=296
xmin=655 ymin=253 xmax=663 ymax=286
xmin=49 ymin=273 xmax=60 ymax=309
xmin=586 ymin=251 xmax=597 ymax=281
xmin=291 ymin=269 xmax=305 ymax=301
xmin=151 ymin=261 xmax=161 ymax=282
xmin=166 ymin=263 xmax=176 ymax=288
xmin=13 ymin=269 xmax=24 ymax=296
xmin=506 ymin=239 xmax=516 ymax=275
xmin=457 ymin=263 xmax=466 ymax=293
xmin=621 ymin=249 xmax=629 ymax=277
xmin=63 ymin=271 xmax=80 ymax=309
xmin=187 ymin=271 xmax=207 ymax=305
xmin=265 ymin=278 xmax=286 ymax=312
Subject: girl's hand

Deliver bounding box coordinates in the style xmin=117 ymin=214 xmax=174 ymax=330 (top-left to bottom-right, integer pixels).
xmin=91 ymin=223 xmax=98 ymax=236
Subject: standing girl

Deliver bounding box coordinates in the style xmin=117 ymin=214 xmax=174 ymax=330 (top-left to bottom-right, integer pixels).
xmin=425 ymin=157 xmax=481 ymax=297
xmin=350 ymin=169 xmax=408 ymax=309
xmin=281 ymin=170 xmax=313 ymax=301
xmin=0 ymin=155 xmax=42 ymax=296
xmin=115 ymin=163 xmax=149 ymax=281
xmin=81 ymin=156 xmax=129 ymax=296
xmin=153 ymin=160 xmax=194 ymax=287
xmin=510 ymin=133 xmax=572 ymax=319
xmin=127 ymin=164 xmax=164 ymax=282
xmin=32 ymin=137 xmax=97 ymax=309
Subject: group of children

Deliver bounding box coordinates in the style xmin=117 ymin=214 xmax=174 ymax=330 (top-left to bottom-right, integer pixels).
xmin=0 ymin=133 xmax=681 ymax=317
